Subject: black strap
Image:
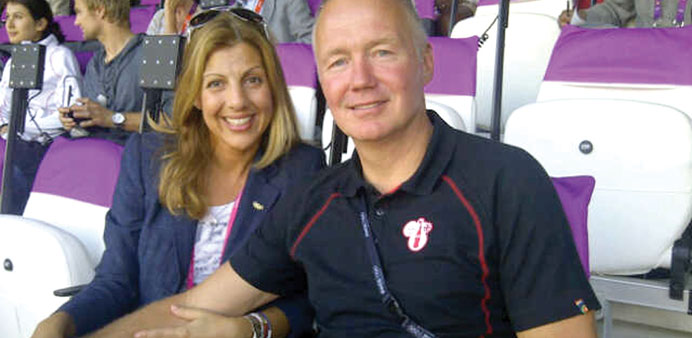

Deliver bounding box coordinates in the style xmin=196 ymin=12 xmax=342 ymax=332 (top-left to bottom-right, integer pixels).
xmin=358 ymin=197 xmax=436 ymax=338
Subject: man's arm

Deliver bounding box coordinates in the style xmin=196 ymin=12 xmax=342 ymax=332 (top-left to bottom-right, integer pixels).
xmin=68 ymin=97 xmax=141 ymax=132
xmin=89 ymin=263 xmax=279 ymax=337
xmin=517 ymin=312 xmax=597 ymax=338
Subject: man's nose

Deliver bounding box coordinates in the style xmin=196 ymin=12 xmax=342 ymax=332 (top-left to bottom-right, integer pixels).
xmin=350 ymin=56 xmax=376 ymax=90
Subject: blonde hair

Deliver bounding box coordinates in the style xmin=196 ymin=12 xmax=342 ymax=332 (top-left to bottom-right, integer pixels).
xmin=154 ymin=11 xmax=300 ymax=220
xmin=83 ymin=0 xmax=129 ymax=25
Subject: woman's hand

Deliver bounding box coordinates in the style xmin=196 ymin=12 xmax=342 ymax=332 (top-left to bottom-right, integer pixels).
xmin=31 ymin=312 xmax=75 ymax=338
xmin=133 ymin=305 xmax=253 ymax=338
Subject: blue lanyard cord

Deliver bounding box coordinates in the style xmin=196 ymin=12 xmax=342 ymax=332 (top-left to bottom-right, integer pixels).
xmin=358 ymin=196 xmax=437 ymax=338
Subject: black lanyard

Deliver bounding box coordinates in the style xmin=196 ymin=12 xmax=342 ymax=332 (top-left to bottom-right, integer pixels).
xmin=358 ymin=196 xmax=437 ymax=338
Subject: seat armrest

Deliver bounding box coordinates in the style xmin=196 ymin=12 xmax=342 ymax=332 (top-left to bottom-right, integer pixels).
xmin=53 ymin=284 xmax=86 ymax=297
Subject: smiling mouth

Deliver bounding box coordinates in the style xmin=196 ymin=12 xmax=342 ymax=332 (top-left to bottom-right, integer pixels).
xmin=224 ymin=116 xmax=252 ymax=126
xmin=351 ymin=101 xmax=386 ymax=110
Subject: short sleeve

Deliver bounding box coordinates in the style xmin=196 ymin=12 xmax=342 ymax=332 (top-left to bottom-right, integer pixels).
xmin=495 ymin=150 xmax=600 ymax=332
xmin=231 ymin=185 xmax=308 ymax=296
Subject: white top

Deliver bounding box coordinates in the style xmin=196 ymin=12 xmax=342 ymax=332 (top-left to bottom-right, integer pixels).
xmin=0 ymin=34 xmax=83 ymax=143
xmin=192 ymin=201 xmax=235 ymax=286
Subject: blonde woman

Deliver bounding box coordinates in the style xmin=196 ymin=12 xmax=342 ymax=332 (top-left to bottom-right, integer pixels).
xmin=33 ymin=9 xmax=323 ymax=337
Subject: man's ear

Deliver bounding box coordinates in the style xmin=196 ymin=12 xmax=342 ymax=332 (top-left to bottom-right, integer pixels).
xmin=95 ymin=6 xmax=106 ymax=20
xmin=422 ymin=42 xmax=434 ymax=85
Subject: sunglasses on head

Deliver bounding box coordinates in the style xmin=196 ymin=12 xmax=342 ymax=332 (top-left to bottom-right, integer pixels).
xmin=184 ymin=7 xmax=269 ymax=40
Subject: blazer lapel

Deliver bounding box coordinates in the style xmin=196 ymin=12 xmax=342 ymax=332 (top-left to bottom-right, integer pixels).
xmin=222 ymin=165 xmax=280 ymax=262
xmin=172 ymin=213 xmax=197 ymax=290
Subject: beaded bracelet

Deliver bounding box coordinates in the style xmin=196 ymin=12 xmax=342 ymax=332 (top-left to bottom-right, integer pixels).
xmin=258 ymin=311 xmax=273 ymax=338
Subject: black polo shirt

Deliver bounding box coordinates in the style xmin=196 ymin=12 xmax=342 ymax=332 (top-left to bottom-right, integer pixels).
xmin=232 ymin=111 xmax=600 ymax=337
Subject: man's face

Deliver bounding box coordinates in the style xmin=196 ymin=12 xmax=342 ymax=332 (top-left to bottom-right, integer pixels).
xmin=74 ymin=0 xmax=100 ymax=40
xmin=315 ymin=0 xmax=433 ymax=144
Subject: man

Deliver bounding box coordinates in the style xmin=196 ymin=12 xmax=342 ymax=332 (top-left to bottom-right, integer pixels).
xmin=70 ymin=0 xmax=599 ymax=336
xmin=435 ymin=0 xmax=477 ymax=36
xmin=559 ymin=0 xmax=692 ymax=28
xmin=57 ymin=0 xmax=143 ymax=145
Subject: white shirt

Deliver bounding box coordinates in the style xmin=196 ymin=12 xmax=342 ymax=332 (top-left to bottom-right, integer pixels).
xmin=0 ymin=34 xmax=83 ymax=143
xmin=192 ymin=201 xmax=235 ymax=286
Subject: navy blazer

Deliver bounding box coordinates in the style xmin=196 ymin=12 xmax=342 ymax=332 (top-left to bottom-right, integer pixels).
xmin=60 ymin=132 xmax=325 ymax=335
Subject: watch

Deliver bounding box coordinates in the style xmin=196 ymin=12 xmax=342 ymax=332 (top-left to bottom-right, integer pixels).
xmin=111 ymin=112 xmax=126 ymax=128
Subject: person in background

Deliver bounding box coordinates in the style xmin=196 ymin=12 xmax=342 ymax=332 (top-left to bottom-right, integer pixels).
xmin=46 ymin=0 xmax=68 ymax=15
xmin=559 ymin=0 xmax=692 ymax=28
xmin=435 ymin=0 xmax=477 ymax=35
xmin=0 ymin=0 xmax=82 ymax=215
xmin=146 ymin=0 xmax=200 ymax=35
xmin=32 ymin=9 xmax=322 ymax=337
xmin=232 ymin=0 xmax=314 ymax=43
xmin=57 ymin=0 xmax=143 ymax=145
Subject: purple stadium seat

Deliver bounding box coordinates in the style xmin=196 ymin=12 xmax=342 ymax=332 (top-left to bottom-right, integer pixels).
xmin=0 ymin=137 xmax=5 ymax=183
xmin=56 ymin=15 xmax=83 ymax=42
xmin=552 ymin=176 xmax=595 ymax=277
xmin=538 ymin=25 xmax=692 ymax=120
xmin=414 ymin=0 xmax=435 ymax=20
xmin=74 ymin=50 xmax=94 ymax=75
xmin=544 ymin=25 xmax=692 ymax=86
xmin=306 ymin=0 xmax=322 ymax=16
xmin=276 ymin=43 xmax=316 ymax=88
xmin=130 ymin=5 xmax=158 ymax=34
xmin=276 ymin=43 xmax=318 ymax=141
xmin=424 ymin=36 xmax=478 ymax=132
xmin=30 ymin=136 xmax=123 ymax=208
xmin=140 ymin=0 xmax=160 ymax=5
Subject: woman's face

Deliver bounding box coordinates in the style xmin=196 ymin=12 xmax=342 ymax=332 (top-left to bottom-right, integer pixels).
xmin=5 ymin=3 xmax=46 ymax=44
xmin=197 ymin=43 xmax=275 ymax=157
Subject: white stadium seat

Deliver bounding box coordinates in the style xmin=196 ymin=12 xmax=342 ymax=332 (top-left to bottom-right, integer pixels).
xmin=452 ymin=8 xmax=560 ymax=131
xmin=0 ymin=137 xmax=123 ymax=336
xmin=504 ymin=99 xmax=692 ymax=275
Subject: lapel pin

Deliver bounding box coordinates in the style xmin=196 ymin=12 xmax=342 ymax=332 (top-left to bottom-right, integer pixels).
xmin=252 ymin=201 xmax=264 ymax=211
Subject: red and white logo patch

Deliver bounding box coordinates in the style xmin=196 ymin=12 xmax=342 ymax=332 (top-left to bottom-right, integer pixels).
xmin=402 ymin=217 xmax=434 ymax=252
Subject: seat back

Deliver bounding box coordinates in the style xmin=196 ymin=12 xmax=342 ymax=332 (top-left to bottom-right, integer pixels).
xmin=130 ymin=5 xmax=158 ymax=34
xmin=477 ymin=0 xmax=565 ymax=18
xmin=0 ymin=216 xmax=93 ymax=338
xmin=276 ymin=43 xmax=319 ymax=142
xmin=451 ymin=11 xmax=560 ymax=131
xmin=306 ymin=0 xmax=322 ymax=16
xmin=55 ymin=15 xmax=82 ymax=42
xmin=538 ymin=25 xmax=692 ymax=120
xmin=0 ymin=137 xmax=5 ymax=181
xmin=23 ymin=136 xmax=124 ymax=266
xmin=504 ymin=99 xmax=692 ymax=274
xmin=425 ymin=36 xmax=478 ymax=133
xmin=414 ymin=0 xmax=435 ymax=20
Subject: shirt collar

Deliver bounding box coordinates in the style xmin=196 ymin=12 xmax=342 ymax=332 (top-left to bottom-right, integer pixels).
xmin=35 ymin=33 xmax=58 ymax=47
xmin=340 ymin=110 xmax=456 ymax=198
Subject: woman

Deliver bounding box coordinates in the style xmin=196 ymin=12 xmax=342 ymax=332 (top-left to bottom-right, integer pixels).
xmin=0 ymin=0 xmax=82 ymax=215
xmin=32 ymin=9 xmax=323 ymax=337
